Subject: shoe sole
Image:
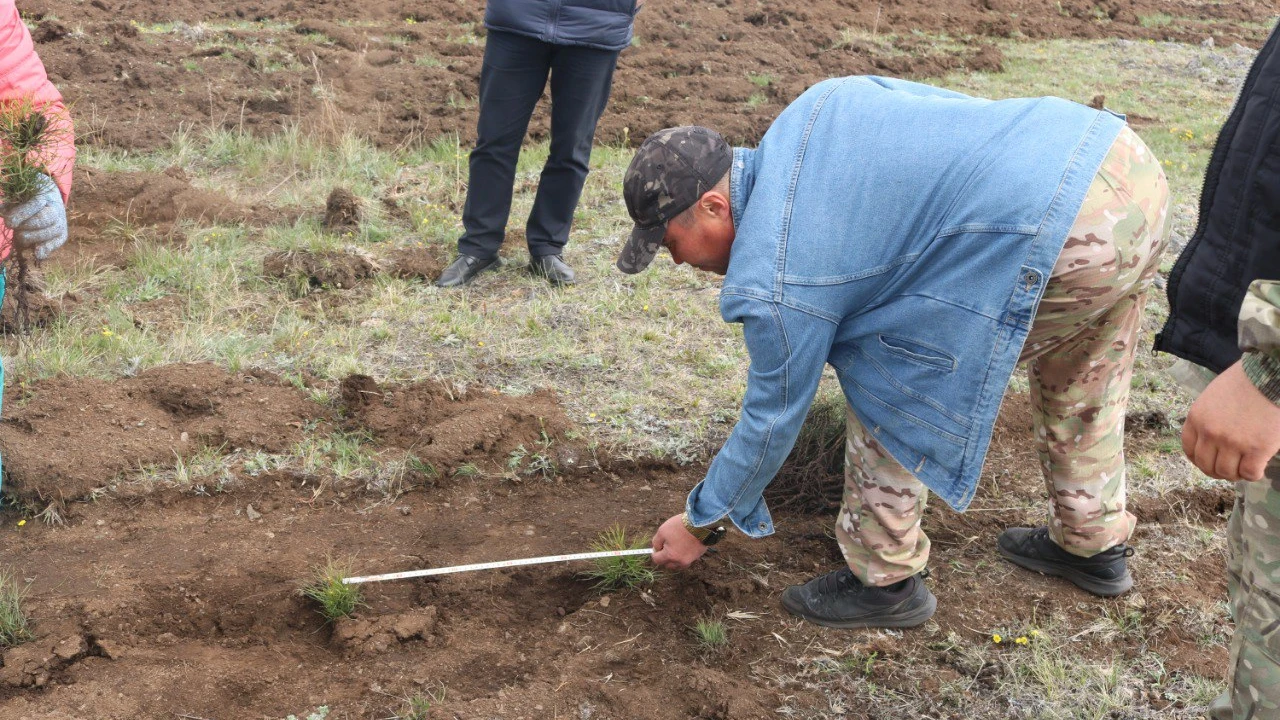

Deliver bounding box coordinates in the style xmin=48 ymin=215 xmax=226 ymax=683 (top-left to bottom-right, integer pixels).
xmin=997 ymin=546 xmax=1133 ymax=597
xmin=779 ymin=588 xmax=937 ymax=630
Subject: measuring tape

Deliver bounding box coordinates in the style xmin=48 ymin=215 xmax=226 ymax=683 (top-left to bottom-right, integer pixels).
xmin=343 ymin=548 xmax=654 ymax=585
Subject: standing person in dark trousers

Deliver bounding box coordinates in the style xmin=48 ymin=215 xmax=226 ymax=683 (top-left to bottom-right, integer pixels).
xmin=435 ymin=0 xmax=644 ymax=288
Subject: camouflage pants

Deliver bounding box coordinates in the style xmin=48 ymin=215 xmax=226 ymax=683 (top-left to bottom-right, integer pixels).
xmin=836 ymin=126 xmax=1172 ymax=585
xmin=1207 ymin=466 xmax=1280 ymax=720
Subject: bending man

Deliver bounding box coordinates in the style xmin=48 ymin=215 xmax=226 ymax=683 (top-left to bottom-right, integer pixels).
xmin=619 ymin=76 xmax=1169 ymax=627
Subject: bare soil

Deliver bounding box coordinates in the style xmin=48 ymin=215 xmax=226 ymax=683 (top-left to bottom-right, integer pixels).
xmin=0 ymin=375 xmax=1232 ymax=718
xmin=23 ymin=0 xmax=1277 ymax=151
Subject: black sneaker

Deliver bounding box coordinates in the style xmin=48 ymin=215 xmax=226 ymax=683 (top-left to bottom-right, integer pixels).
xmin=997 ymin=526 xmax=1134 ymax=597
xmin=780 ymin=568 xmax=936 ymax=629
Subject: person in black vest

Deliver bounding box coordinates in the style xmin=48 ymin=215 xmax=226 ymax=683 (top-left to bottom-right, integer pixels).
xmin=435 ymin=0 xmax=644 ymax=288
xmin=1154 ymin=20 xmax=1280 ymax=719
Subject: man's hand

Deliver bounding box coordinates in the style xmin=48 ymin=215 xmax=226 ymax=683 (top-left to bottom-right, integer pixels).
xmin=651 ymin=513 xmax=709 ymax=569
xmin=1182 ymin=359 xmax=1280 ymax=481
xmin=1 ymin=174 xmax=67 ymax=260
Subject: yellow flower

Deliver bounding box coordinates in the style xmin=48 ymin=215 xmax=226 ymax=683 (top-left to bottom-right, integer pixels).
xmin=992 ymin=634 xmax=1002 ymax=644
xmin=1015 ymin=636 xmax=1029 ymax=645
xmin=643 ymin=304 xmax=649 ymax=311
xmin=588 ymin=412 xmax=597 ymax=418
xmin=101 ymin=328 xmax=113 ymax=337
xmin=478 ymin=341 xmax=485 ymax=347
xmin=17 ymin=519 xmax=26 ymax=527
xmin=1029 ymin=629 xmax=1042 ymax=638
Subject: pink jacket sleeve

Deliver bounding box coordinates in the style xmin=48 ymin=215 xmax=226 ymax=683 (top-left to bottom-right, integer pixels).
xmin=0 ymin=0 xmax=74 ymax=205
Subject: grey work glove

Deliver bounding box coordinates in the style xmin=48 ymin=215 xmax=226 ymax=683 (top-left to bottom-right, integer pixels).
xmin=1 ymin=174 xmax=67 ymax=260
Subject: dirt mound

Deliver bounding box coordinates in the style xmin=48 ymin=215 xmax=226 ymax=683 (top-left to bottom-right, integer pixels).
xmin=28 ymin=1 xmax=1275 ymax=152
xmin=69 ymin=167 xmax=250 ymax=231
xmin=0 ymin=284 xmax=79 ymax=334
xmin=0 ymin=363 xmax=325 ymax=505
xmin=1131 ymin=483 xmax=1235 ymax=524
xmin=263 ymin=249 xmax=380 ymax=290
xmin=322 ymin=187 xmax=362 ymax=230
xmin=386 ymin=246 xmax=447 ymax=282
xmin=340 ymin=374 xmax=579 ymax=478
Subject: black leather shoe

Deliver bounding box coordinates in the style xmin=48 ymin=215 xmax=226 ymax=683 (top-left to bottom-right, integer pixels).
xmin=435 ymin=254 xmax=500 ymax=288
xmin=998 ymin=526 xmax=1134 ymax=597
xmin=780 ymin=568 xmax=936 ymax=629
xmin=528 ymin=254 xmax=575 ymax=286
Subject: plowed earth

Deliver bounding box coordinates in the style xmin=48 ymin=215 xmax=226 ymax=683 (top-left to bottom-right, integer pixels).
xmin=1 ymin=0 xmax=1271 ymax=717
xmin=22 ymin=0 xmax=1279 ymax=151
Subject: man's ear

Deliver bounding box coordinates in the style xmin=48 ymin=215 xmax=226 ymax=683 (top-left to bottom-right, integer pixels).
xmin=701 ymin=190 xmax=731 ymax=219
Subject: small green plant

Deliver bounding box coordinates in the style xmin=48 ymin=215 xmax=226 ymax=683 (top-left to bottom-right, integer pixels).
xmin=301 ymin=558 xmax=363 ymax=621
xmin=693 ymin=617 xmax=728 ymax=649
xmin=0 ymin=568 xmax=33 ymax=647
xmin=0 ymin=99 xmax=66 ymax=332
xmin=397 ymin=686 xmax=445 ymax=720
xmin=579 ymin=525 xmax=657 ymax=591
xmin=452 ymin=462 xmax=482 ymax=478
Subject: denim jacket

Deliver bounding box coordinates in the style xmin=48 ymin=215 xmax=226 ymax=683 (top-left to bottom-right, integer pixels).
xmin=685 ymin=77 xmax=1125 ymax=538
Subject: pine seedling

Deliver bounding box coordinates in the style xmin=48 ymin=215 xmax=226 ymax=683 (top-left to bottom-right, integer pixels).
xmin=693 ymin=617 xmax=728 ymax=649
xmin=0 ymin=99 xmax=65 ymax=333
xmin=579 ymin=524 xmax=658 ymax=591
xmin=0 ymin=568 xmax=33 ymax=647
xmin=300 ymin=558 xmax=363 ymax=621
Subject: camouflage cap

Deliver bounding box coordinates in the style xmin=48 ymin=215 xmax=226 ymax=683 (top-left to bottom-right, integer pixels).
xmin=618 ymin=126 xmax=732 ymax=274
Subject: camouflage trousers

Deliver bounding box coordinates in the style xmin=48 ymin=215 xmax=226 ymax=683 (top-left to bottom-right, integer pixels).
xmin=1206 ymin=465 xmax=1280 ymax=720
xmin=836 ymin=126 xmax=1172 ymax=585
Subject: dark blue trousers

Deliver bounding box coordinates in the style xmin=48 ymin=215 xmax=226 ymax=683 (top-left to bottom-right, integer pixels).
xmin=458 ymin=30 xmax=620 ymax=260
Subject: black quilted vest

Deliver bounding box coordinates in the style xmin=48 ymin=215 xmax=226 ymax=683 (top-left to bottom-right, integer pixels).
xmin=1156 ymin=22 xmax=1280 ymax=372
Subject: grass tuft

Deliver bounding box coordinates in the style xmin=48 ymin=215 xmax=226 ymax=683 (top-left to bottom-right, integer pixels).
xmin=693 ymin=617 xmax=728 ymax=649
xmin=0 ymin=568 xmax=33 ymax=647
xmin=579 ymin=525 xmax=657 ymax=591
xmin=300 ymin=558 xmax=363 ymax=621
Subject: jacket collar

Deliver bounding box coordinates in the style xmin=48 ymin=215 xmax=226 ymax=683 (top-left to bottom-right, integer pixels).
xmin=729 ymin=147 xmax=756 ymax=230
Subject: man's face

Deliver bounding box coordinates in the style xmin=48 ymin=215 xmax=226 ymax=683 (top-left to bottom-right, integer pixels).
xmin=661 ymin=191 xmax=735 ymax=275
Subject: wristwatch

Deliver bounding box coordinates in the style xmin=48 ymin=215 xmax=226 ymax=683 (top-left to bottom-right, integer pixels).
xmin=681 ymin=512 xmax=727 ymax=546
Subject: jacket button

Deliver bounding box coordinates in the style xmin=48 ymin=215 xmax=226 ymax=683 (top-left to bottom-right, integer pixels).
xmin=758 ymin=522 xmax=768 ymax=531
xmin=1024 ymin=271 xmax=1038 ymax=288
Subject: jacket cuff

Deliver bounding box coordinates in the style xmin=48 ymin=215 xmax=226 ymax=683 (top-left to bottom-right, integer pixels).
xmin=1242 ymin=352 xmax=1280 ymax=407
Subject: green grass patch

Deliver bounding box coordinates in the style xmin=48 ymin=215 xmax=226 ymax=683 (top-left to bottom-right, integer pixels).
xmin=0 ymin=568 xmax=33 ymax=647
xmin=300 ymin=558 xmax=363 ymax=621
xmin=692 ymin=616 xmax=728 ymax=649
xmin=579 ymin=525 xmax=657 ymax=591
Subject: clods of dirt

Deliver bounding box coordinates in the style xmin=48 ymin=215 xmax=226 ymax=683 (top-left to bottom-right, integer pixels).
xmin=0 ymin=286 xmax=78 ymax=334
xmin=0 ymin=634 xmax=104 ymax=689
xmin=69 ymin=167 xmax=250 ymax=231
xmin=0 ymin=362 xmax=326 ymax=505
xmin=263 ymin=249 xmax=380 ymax=290
xmin=331 ymin=607 xmax=439 ymax=655
xmin=322 ymin=187 xmax=362 ymax=230
xmin=386 ymin=246 xmax=447 ymax=282
xmin=339 ymin=374 xmax=577 ymax=477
